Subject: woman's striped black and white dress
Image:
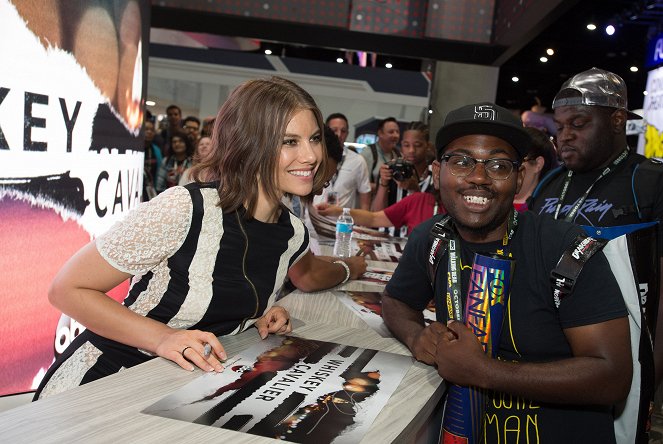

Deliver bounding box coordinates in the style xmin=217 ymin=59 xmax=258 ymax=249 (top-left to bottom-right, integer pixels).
xmin=35 ymin=182 xmax=309 ymax=399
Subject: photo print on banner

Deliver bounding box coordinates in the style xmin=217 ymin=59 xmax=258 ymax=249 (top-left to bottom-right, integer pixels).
xmin=0 ymin=0 xmax=150 ymax=396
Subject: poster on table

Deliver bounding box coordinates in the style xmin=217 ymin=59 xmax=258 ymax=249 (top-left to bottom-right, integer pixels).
xmin=358 ymin=266 xmax=394 ymax=285
xmin=336 ymin=291 xmax=436 ymax=337
xmin=355 ymin=238 xmax=406 ymax=263
xmin=639 ymin=65 xmax=663 ymax=158
xmin=0 ymin=0 xmax=150 ymax=396
xmin=143 ymin=335 xmax=413 ymax=443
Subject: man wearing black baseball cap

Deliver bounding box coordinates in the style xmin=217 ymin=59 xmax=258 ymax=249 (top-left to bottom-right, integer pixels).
xmin=383 ymin=101 xmax=631 ymax=443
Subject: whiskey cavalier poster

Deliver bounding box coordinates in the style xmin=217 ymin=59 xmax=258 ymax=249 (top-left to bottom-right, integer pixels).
xmin=143 ymin=336 xmax=412 ymax=443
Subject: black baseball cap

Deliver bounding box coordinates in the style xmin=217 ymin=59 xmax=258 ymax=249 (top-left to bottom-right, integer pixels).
xmin=435 ymin=102 xmax=531 ymax=159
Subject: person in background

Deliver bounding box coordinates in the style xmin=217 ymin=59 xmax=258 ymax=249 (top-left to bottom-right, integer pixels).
xmin=156 ymin=132 xmax=194 ymax=193
xmin=512 ymin=127 xmax=558 ymax=212
xmin=305 ymin=126 xmax=369 ymax=240
xmin=383 ymin=101 xmax=631 ymax=443
xmin=360 ymin=117 xmax=401 ymax=193
xmin=34 ymin=76 xmax=363 ymax=401
xmin=316 ymin=160 xmax=444 ymax=236
xmin=371 ymin=121 xmax=434 ymax=235
xmin=315 ymin=118 xmax=371 ymax=210
xmin=201 ymin=116 xmax=216 ymax=138
xmin=142 ymin=119 xmax=163 ymax=201
xmin=179 ymin=136 xmax=213 ymax=186
xmin=183 ymin=116 xmax=201 ymax=146
xmin=528 ymin=68 xmax=663 ymax=440
xmin=159 ymin=104 xmax=183 ymax=157
xmin=521 ymin=96 xmax=557 ymax=136
xmin=325 ymin=112 xmax=350 ymax=145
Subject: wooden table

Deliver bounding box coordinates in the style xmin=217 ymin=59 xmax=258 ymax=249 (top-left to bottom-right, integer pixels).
xmin=0 ymin=262 xmax=444 ymax=443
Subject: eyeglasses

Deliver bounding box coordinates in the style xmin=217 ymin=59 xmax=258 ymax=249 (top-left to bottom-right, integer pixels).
xmin=440 ymin=154 xmax=520 ymax=180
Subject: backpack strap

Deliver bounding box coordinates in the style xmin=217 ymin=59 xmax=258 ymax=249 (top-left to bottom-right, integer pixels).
xmin=530 ymin=164 xmax=566 ymax=204
xmin=426 ymin=215 xmax=452 ymax=289
xmin=550 ymin=234 xmax=607 ymax=308
xmin=370 ymin=143 xmax=379 ymax=183
xmin=631 ymin=158 xmax=663 ymax=221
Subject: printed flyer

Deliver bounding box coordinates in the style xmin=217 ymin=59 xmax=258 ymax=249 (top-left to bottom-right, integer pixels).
xmin=355 ymin=238 xmax=406 ymax=263
xmin=143 ymin=335 xmax=413 ymax=443
xmin=337 ymin=291 xmax=436 ymax=338
xmin=359 ymin=266 xmax=394 ymax=285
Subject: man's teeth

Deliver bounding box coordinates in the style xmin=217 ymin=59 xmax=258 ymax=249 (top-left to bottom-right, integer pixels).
xmin=290 ymin=170 xmax=312 ymax=177
xmin=464 ymin=195 xmax=488 ymax=205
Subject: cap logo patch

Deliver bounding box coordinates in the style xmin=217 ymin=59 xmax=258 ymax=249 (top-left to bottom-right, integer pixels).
xmin=474 ymin=105 xmax=496 ymax=121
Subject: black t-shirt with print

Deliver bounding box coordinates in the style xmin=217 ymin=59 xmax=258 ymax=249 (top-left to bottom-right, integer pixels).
xmin=528 ymin=150 xmax=663 ymax=252
xmin=386 ymin=211 xmax=626 ymax=443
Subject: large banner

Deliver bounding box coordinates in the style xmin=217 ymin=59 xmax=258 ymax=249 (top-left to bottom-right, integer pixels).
xmin=639 ymin=65 xmax=663 ymax=158
xmin=0 ymin=0 xmax=150 ymax=396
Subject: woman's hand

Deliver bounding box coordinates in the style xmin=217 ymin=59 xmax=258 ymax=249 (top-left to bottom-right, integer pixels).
xmin=342 ymin=256 xmax=367 ymax=280
xmin=155 ymin=328 xmax=227 ymax=373
xmin=255 ymin=306 xmax=292 ymax=339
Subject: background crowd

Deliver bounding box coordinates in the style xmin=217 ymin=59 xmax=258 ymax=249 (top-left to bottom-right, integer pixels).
xmin=144 ymin=99 xmax=559 ymax=240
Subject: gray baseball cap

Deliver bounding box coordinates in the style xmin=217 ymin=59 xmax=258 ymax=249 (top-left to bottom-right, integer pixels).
xmin=552 ymin=67 xmax=642 ymax=119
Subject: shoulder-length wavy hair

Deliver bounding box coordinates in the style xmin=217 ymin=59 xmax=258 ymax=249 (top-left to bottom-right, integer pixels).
xmin=191 ymin=77 xmax=327 ymax=218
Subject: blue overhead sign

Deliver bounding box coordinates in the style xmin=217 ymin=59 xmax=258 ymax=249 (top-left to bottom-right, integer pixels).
xmin=646 ymin=31 xmax=663 ymax=68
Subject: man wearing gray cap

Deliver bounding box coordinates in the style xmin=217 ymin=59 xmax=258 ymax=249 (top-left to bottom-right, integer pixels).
xmin=529 ymin=67 xmax=663 ymax=229
xmin=529 ymin=67 xmax=663 ymax=443
xmin=383 ymin=102 xmax=631 ymax=443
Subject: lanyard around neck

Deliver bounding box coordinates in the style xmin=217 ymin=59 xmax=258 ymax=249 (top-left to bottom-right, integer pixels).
xmin=553 ymin=148 xmax=629 ymax=221
xmin=377 ymin=142 xmax=396 ymax=164
xmin=445 ymin=210 xmax=518 ymax=321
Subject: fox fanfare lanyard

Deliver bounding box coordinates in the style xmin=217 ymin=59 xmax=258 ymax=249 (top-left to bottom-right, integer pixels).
xmin=553 ymin=148 xmax=629 ymax=222
xmin=445 ymin=210 xmax=518 ymax=321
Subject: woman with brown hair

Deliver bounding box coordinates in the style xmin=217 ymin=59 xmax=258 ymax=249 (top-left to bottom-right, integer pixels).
xmin=155 ymin=131 xmax=194 ymax=193
xmin=35 ymin=77 xmax=361 ymax=399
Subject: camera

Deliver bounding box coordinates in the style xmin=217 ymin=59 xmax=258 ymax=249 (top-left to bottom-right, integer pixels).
xmin=387 ymin=158 xmax=414 ymax=182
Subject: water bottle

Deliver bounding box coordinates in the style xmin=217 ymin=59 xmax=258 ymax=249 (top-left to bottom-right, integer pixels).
xmin=333 ymin=208 xmax=354 ymax=258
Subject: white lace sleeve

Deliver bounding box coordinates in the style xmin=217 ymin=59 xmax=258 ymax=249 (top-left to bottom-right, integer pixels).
xmin=96 ymin=186 xmax=193 ymax=275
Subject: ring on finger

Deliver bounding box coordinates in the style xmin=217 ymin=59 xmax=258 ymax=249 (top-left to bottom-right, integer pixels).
xmin=181 ymin=346 xmax=193 ymax=357
xmin=203 ymin=343 xmax=211 ymax=357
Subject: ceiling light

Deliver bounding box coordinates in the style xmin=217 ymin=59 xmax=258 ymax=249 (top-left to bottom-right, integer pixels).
xmin=264 ymin=49 xmax=272 ymax=55
xmin=605 ymin=24 xmax=616 ymax=36
xmin=428 ymin=109 xmax=434 ymax=114
xmin=546 ymin=48 xmax=554 ymax=56
xmin=540 ymin=56 xmax=548 ymax=63
xmin=385 ymin=63 xmax=393 ymax=69
xmin=630 ymin=66 xmax=639 ymax=72
xmin=512 ymin=76 xmax=519 ymax=82
xmin=146 ymin=100 xmax=155 ymax=107
xmin=587 ymin=23 xmax=597 ymax=31
xmin=336 ymin=57 xmax=343 ymax=63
